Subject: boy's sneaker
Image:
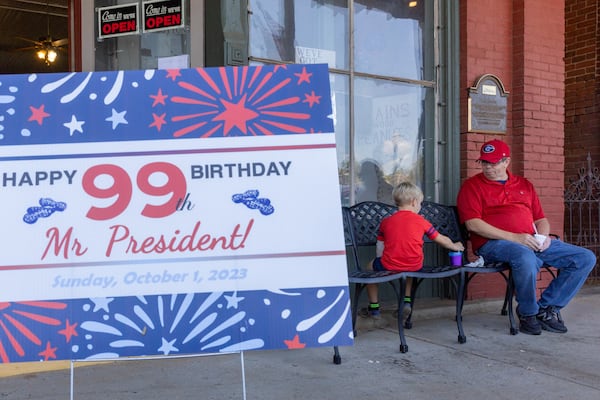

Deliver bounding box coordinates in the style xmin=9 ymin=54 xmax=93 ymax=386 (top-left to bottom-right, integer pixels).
xmin=358 ymin=307 xmax=381 ymax=320
xmin=516 ymin=306 xmax=541 ymax=335
xmin=357 ymin=307 xmax=387 ymax=330
xmin=537 ymin=306 xmax=568 ymax=333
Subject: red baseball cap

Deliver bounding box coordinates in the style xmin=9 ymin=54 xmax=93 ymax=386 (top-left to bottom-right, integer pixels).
xmin=478 ymin=139 xmax=510 ymax=163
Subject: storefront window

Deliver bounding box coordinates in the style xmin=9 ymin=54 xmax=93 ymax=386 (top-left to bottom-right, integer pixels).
xmin=354 ymin=78 xmax=427 ymax=204
xmin=248 ymin=0 xmax=439 ymax=206
xmin=354 ymin=1 xmax=431 ymax=81
xmin=249 ymin=0 xmax=348 ymax=69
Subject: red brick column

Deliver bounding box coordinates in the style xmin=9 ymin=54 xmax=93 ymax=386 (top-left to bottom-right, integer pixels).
xmin=512 ymin=0 xmax=565 ymax=235
xmin=460 ymin=0 xmax=565 ymax=299
xmin=459 ymin=0 xmax=513 ymax=186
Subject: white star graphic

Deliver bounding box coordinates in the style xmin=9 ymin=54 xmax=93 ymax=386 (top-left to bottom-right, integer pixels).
xmin=106 ymin=108 xmax=128 ymax=130
xmin=224 ymin=291 xmax=245 ymax=309
xmin=90 ymin=297 xmax=114 ymax=312
xmin=63 ymin=115 xmax=85 ymax=136
xmin=158 ymin=337 xmax=179 ymax=355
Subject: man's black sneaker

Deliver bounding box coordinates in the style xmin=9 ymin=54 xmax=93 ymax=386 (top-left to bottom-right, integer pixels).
xmin=519 ymin=315 xmax=542 ymax=335
xmin=516 ymin=305 xmax=542 ymax=335
xmin=537 ymin=306 xmax=568 ymax=333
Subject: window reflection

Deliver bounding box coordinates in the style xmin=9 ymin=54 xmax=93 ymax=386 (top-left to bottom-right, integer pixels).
xmin=356 ymin=159 xmax=395 ymax=204
xmin=354 ymin=0 xmax=429 ymax=80
xmin=249 ymin=0 xmax=348 ymax=69
xmin=354 ymin=77 xmax=426 ymax=202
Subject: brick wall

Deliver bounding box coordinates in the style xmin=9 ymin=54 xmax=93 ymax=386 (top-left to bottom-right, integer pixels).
xmin=513 ymin=0 xmax=565 ymax=235
xmin=460 ymin=0 xmax=564 ymax=299
xmin=564 ymin=0 xmax=599 ymax=185
xmin=459 ymin=0 xmax=513 ymax=183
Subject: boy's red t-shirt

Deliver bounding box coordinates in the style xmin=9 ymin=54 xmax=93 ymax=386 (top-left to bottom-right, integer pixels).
xmin=378 ymin=210 xmax=439 ymax=272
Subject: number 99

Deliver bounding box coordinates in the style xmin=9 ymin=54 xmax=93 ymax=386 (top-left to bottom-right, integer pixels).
xmin=82 ymin=162 xmax=187 ymax=220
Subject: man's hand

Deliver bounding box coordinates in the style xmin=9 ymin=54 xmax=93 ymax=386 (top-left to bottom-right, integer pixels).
xmin=513 ymin=233 xmax=549 ymax=252
xmin=537 ymin=235 xmax=551 ymax=252
xmin=466 ymin=218 xmax=552 ymax=252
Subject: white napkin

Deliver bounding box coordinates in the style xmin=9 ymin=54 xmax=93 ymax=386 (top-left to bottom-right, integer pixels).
xmin=465 ymin=255 xmax=485 ymax=268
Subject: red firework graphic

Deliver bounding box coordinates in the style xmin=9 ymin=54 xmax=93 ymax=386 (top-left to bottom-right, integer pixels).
xmin=0 ymin=301 xmax=67 ymax=363
xmin=168 ymin=65 xmax=320 ymax=138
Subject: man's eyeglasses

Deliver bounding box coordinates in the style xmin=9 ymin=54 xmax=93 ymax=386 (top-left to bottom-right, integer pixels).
xmin=479 ymin=157 xmax=508 ymax=166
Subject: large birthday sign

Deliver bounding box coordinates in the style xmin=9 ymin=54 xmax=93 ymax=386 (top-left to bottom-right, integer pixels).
xmin=0 ymin=64 xmax=352 ymax=363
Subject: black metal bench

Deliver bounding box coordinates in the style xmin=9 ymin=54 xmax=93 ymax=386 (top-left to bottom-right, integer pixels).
xmin=344 ymin=201 xmax=469 ymax=353
xmin=341 ymin=200 xmax=561 ymax=357
xmin=343 ymin=200 xmax=551 ymax=352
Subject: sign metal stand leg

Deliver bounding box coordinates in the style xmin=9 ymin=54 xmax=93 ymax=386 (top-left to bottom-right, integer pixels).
xmin=70 ymin=360 xmax=74 ymax=400
xmin=240 ymin=351 xmax=247 ymax=400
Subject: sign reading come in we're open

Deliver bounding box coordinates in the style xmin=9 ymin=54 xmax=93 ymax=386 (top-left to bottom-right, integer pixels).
xmin=0 ymin=64 xmax=352 ymax=363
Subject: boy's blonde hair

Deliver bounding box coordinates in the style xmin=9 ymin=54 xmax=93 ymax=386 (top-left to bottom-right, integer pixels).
xmin=392 ymin=182 xmax=423 ymax=207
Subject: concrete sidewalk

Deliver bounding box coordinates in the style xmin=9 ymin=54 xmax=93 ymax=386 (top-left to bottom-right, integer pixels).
xmin=2 ymin=286 xmax=600 ymax=400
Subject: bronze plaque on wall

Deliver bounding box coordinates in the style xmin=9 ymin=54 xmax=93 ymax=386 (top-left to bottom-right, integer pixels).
xmin=468 ymin=74 xmax=508 ymax=134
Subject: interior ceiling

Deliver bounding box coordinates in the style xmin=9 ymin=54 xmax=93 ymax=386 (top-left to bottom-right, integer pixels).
xmin=0 ymin=0 xmax=69 ymax=74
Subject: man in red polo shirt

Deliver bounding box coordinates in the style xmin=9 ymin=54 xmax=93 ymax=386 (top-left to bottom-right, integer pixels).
xmin=457 ymin=139 xmax=596 ymax=335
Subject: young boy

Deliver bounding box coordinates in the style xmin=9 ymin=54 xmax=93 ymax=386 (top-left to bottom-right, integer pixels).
xmin=361 ymin=182 xmax=465 ymax=320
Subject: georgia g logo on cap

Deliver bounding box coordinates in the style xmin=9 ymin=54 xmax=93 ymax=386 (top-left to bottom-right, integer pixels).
xmin=482 ymin=144 xmax=496 ymax=153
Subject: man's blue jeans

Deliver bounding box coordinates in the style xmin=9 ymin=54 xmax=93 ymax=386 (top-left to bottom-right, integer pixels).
xmin=477 ymin=238 xmax=596 ymax=316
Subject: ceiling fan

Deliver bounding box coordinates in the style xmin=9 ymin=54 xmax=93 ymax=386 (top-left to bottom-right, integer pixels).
xmin=14 ymin=1 xmax=68 ymax=65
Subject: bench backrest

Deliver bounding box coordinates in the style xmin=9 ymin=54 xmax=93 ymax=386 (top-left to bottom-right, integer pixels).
xmin=344 ymin=202 xmax=396 ymax=273
xmin=343 ymin=201 xmax=465 ymax=271
xmin=346 ymin=202 xmax=397 ymax=247
xmin=419 ymin=201 xmax=464 ymax=244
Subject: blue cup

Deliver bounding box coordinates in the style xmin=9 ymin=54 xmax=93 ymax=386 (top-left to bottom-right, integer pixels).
xmin=449 ymin=251 xmax=463 ymax=267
